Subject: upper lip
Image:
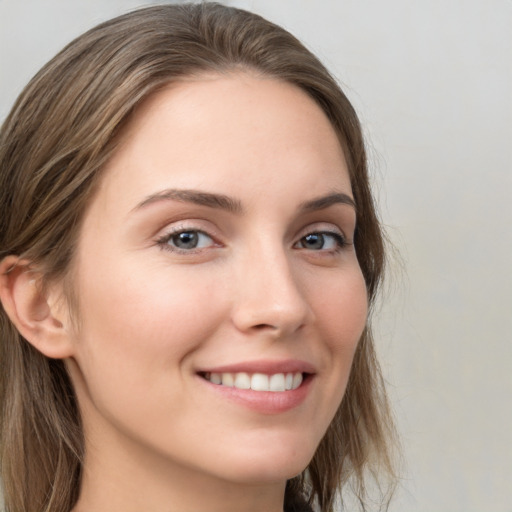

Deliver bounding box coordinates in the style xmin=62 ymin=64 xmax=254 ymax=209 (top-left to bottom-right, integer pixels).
xmin=196 ymin=359 xmax=316 ymax=375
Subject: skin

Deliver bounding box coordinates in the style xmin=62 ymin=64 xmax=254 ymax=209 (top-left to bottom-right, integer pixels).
xmin=12 ymin=73 xmax=368 ymax=512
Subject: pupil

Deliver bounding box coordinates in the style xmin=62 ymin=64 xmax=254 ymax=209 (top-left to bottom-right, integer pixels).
xmin=303 ymin=233 xmax=324 ymax=249
xmin=174 ymin=232 xmax=198 ymax=249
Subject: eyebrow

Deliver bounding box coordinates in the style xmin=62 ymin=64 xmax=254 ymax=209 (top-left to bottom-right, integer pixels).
xmin=299 ymin=192 xmax=356 ymax=213
xmin=133 ymin=188 xmax=243 ymax=214
xmin=132 ymin=188 xmax=355 ymax=215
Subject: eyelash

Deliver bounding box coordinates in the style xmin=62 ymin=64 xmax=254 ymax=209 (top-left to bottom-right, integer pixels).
xmin=156 ymin=227 xmax=351 ymax=254
xmin=294 ymin=230 xmax=351 ymax=253
xmin=156 ymin=226 xmax=217 ymax=254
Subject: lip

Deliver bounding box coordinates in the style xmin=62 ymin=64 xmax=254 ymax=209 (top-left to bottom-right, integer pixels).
xmin=196 ymin=359 xmax=316 ymax=414
xmin=196 ymin=358 xmax=316 ymax=375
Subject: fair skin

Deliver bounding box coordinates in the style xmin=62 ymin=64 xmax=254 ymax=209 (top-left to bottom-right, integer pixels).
xmin=0 ymin=73 xmax=368 ymax=512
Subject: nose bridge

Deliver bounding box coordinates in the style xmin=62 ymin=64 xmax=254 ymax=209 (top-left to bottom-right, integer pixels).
xmin=231 ymin=237 xmax=311 ymax=336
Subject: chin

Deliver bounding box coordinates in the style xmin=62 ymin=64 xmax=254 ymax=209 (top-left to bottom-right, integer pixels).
xmin=214 ymin=440 xmax=316 ymax=485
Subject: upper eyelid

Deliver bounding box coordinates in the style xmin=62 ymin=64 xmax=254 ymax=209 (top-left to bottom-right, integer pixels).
xmin=155 ymin=227 xmax=220 ymax=255
xmin=156 ymin=220 xmax=220 ymax=238
xmin=157 ymin=225 xmax=216 ymax=241
xmin=295 ymin=222 xmax=348 ymax=240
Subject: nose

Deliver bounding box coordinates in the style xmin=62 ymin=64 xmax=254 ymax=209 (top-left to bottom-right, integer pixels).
xmin=231 ymin=246 xmax=313 ymax=338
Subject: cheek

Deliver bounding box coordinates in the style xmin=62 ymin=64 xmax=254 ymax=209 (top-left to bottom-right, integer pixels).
xmin=309 ymin=267 xmax=368 ymax=411
xmin=313 ymin=268 xmax=368 ymax=351
xmin=68 ymin=261 xmax=227 ymax=442
xmin=72 ymin=260 xmax=225 ymax=389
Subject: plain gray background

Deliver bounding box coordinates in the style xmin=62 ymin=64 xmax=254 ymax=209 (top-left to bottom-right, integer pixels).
xmin=1 ymin=1 xmax=511 ymax=511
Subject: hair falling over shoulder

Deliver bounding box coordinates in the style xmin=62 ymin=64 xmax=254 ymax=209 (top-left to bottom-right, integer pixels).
xmin=0 ymin=3 xmax=398 ymax=511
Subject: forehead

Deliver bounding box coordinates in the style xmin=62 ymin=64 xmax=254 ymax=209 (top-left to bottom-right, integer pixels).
xmin=93 ymin=72 xmax=351 ymax=217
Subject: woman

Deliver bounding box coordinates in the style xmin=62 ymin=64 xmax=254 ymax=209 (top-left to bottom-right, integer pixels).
xmin=0 ymin=3 xmax=396 ymax=512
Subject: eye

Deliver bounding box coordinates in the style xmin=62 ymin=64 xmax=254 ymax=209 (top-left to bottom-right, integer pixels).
xmin=295 ymin=231 xmax=347 ymax=251
xmin=158 ymin=229 xmax=215 ymax=252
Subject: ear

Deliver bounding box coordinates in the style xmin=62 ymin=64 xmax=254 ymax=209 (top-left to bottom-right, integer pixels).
xmin=0 ymin=255 xmax=75 ymax=359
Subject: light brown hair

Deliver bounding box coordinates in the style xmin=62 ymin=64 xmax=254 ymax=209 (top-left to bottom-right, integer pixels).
xmin=0 ymin=3 xmax=396 ymax=511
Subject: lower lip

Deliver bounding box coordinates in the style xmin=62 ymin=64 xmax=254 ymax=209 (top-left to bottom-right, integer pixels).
xmin=198 ymin=374 xmax=313 ymax=414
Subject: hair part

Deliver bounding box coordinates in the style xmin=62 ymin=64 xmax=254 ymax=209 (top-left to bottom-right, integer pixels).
xmin=0 ymin=4 xmax=397 ymax=511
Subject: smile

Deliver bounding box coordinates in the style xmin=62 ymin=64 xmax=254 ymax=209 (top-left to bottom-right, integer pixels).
xmin=201 ymin=372 xmax=304 ymax=392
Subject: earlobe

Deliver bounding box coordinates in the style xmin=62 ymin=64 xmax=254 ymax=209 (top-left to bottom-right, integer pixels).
xmin=0 ymin=255 xmax=75 ymax=359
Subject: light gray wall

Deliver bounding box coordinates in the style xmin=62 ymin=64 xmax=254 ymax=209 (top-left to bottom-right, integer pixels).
xmin=1 ymin=1 xmax=511 ymax=511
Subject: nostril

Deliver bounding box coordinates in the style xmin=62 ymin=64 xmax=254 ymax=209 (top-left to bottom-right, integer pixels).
xmin=252 ymin=323 xmax=282 ymax=332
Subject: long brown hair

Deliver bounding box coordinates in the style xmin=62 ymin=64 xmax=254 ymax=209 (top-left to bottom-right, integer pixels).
xmin=0 ymin=4 xmax=396 ymax=511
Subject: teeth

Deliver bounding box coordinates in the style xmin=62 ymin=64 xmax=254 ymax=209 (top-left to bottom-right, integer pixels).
xmin=221 ymin=373 xmax=234 ymax=387
xmin=269 ymin=373 xmax=285 ymax=392
xmin=234 ymin=372 xmax=251 ymax=390
xmin=210 ymin=373 xmax=222 ymax=385
xmin=251 ymin=373 xmax=269 ymax=391
xmin=205 ymin=372 xmax=303 ymax=392
xmin=292 ymin=372 xmax=303 ymax=390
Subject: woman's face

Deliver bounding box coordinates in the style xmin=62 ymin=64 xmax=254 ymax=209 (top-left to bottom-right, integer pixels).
xmin=65 ymin=73 xmax=368 ymax=487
